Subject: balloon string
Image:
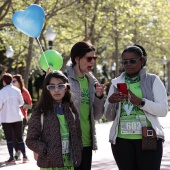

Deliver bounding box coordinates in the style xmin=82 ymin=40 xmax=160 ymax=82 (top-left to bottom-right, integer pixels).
xmin=36 ymin=38 xmax=49 ymax=68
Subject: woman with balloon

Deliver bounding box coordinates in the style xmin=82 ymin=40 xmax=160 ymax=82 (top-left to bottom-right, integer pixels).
xmin=12 ymin=4 xmax=107 ymax=169
xmin=40 ymin=41 xmax=106 ymax=170
xmin=65 ymin=41 xmax=108 ymax=170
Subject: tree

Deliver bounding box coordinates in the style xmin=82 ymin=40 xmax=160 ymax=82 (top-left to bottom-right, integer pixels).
xmin=0 ymin=0 xmax=170 ymax=90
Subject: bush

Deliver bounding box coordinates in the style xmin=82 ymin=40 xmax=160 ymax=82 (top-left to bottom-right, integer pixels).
xmin=97 ymin=116 xmax=108 ymax=123
xmin=101 ymin=116 xmax=108 ymax=123
xmin=0 ymin=125 xmax=4 ymax=141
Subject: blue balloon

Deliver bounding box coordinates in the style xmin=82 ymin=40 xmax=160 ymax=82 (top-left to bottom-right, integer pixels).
xmin=12 ymin=4 xmax=45 ymax=38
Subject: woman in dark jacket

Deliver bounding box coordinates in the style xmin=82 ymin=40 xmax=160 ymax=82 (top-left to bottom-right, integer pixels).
xmin=26 ymin=71 xmax=82 ymax=169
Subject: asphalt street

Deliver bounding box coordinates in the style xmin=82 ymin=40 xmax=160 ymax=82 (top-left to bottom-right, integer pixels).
xmin=0 ymin=112 xmax=170 ymax=170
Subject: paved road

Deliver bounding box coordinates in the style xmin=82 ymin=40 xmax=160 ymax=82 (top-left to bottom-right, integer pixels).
xmin=92 ymin=114 xmax=170 ymax=170
xmin=92 ymin=122 xmax=117 ymax=170
xmin=0 ymin=112 xmax=170 ymax=170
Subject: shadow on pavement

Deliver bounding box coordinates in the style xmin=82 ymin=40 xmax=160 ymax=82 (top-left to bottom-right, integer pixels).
xmin=0 ymin=161 xmax=28 ymax=168
xmin=92 ymin=159 xmax=118 ymax=170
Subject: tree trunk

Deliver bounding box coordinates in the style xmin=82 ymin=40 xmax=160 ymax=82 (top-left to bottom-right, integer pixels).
xmin=24 ymin=38 xmax=34 ymax=89
xmin=115 ymin=35 xmax=119 ymax=77
xmin=114 ymin=10 xmax=119 ymax=77
xmin=167 ymin=61 xmax=170 ymax=94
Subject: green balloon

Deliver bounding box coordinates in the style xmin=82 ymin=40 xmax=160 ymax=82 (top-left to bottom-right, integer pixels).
xmin=40 ymin=50 xmax=63 ymax=71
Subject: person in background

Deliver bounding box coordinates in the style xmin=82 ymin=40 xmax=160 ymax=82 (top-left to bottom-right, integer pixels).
xmin=0 ymin=73 xmax=28 ymax=164
xmin=104 ymin=44 xmax=168 ymax=170
xmin=12 ymin=74 xmax=32 ymax=161
xmin=65 ymin=41 xmax=108 ymax=170
xmin=26 ymin=71 xmax=82 ymax=169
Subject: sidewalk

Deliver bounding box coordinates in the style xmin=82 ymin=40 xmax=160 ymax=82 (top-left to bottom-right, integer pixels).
xmin=0 ymin=138 xmax=39 ymax=170
xmin=0 ymin=112 xmax=170 ymax=170
xmin=92 ymin=113 xmax=170 ymax=170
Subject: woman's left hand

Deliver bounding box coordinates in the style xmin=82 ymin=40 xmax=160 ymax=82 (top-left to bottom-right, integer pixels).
xmin=95 ymin=82 xmax=109 ymax=98
xmin=128 ymin=90 xmax=142 ymax=106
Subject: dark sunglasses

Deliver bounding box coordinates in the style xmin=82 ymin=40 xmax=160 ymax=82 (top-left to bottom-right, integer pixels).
xmin=122 ymin=58 xmax=141 ymax=65
xmin=86 ymin=56 xmax=98 ymax=62
xmin=12 ymin=80 xmax=17 ymax=83
xmin=46 ymin=84 xmax=67 ymax=91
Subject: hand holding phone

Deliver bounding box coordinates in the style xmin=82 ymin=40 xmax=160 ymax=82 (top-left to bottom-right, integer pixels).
xmin=108 ymin=83 xmax=128 ymax=103
xmin=117 ymin=83 xmax=128 ymax=94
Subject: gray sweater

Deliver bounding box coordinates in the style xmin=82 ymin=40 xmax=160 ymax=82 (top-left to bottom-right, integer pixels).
xmin=105 ymin=68 xmax=168 ymax=144
xmin=66 ymin=65 xmax=104 ymax=150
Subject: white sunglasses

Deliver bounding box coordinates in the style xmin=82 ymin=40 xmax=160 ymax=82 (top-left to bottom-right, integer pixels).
xmin=46 ymin=84 xmax=67 ymax=91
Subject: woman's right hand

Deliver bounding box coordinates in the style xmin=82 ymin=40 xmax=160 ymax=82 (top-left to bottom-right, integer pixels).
xmin=108 ymin=92 xmax=128 ymax=103
xmin=45 ymin=67 xmax=52 ymax=78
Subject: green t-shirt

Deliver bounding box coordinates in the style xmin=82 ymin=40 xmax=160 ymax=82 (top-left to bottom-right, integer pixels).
xmin=40 ymin=114 xmax=73 ymax=170
xmin=118 ymin=81 xmax=151 ymax=139
xmin=77 ymin=76 xmax=91 ymax=147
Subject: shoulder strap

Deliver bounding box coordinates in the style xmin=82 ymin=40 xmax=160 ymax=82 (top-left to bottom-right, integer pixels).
xmin=69 ymin=107 xmax=75 ymax=121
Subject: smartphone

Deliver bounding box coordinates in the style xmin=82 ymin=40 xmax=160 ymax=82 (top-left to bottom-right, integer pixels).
xmin=117 ymin=83 xmax=128 ymax=94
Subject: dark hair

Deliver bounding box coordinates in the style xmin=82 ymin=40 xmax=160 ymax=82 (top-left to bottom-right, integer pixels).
xmin=70 ymin=41 xmax=96 ymax=66
xmin=35 ymin=71 xmax=75 ymax=114
xmin=2 ymin=73 xmax=12 ymax=85
xmin=133 ymin=44 xmax=147 ymax=66
xmin=121 ymin=44 xmax=147 ymax=67
xmin=13 ymin=74 xmax=25 ymax=92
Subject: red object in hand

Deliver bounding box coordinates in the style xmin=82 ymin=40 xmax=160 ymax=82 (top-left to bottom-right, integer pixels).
xmin=117 ymin=83 xmax=128 ymax=94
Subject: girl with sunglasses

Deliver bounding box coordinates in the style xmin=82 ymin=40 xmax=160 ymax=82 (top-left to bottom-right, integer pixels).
xmin=65 ymin=41 xmax=107 ymax=170
xmin=105 ymin=45 xmax=168 ymax=170
xmin=26 ymin=71 xmax=82 ymax=169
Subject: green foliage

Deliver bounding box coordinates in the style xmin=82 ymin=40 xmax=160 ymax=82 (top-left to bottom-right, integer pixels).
xmin=0 ymin=125 xmax=4 ymax=141
xmin=101 ymin=116 xmax=108 ymax=123
xmin=0 ymin=0 xmax=170 ymax=84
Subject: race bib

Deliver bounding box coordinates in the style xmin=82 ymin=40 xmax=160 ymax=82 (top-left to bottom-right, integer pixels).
xmin=120 ymin=115 xmax=147 ymax=134
xmin=62 ymin=139 xmax=69 ymax=154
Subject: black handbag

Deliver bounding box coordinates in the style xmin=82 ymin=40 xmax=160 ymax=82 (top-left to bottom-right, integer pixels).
xmin=142 ymin=127 xmax=157 ymax=150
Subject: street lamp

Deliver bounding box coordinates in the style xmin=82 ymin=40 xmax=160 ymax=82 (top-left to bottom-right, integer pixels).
xmin=45 ymin=26 xmax=56 ymax=49
xmin=6 ymin=45 xmax=14 ymax=58
xmin=162 ymin=56 xmax=167 ymax=86
xmin=6 ymin=46 xmax=14 ymax=73
xmin=111 ymin=62 xmax=116 ymax=78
